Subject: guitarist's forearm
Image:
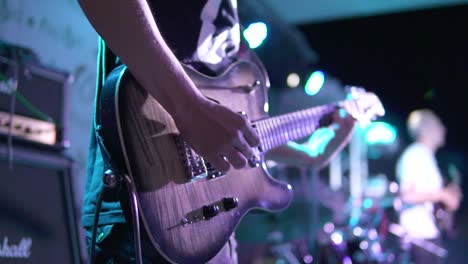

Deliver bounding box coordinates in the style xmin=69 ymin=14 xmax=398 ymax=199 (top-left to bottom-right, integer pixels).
xmin=78 ymin=0 xmax=205 ymax=119
xmin=308 ymin=117 xmax=356 ymax=170
xmin=401 ymin=189 xmax=443 ymax=204
xmin=264 ymin=114 xmax=355 ymax=170
xmin=263 ymin=142 xmax=328 ymax=170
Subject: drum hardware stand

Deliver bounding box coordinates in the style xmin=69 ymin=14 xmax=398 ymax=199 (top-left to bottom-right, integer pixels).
xmin=389 ymin=223 xmax=448 ymax=259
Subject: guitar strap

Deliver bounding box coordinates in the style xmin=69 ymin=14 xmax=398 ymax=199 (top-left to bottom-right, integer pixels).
xmin=90 ymin=38 xmax=144 ymax=264
xmin=93 ymin=38 xmax=123 ymax=174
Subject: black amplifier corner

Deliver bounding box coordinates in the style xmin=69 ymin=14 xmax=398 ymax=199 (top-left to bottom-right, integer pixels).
xmin=0 ymin=59 xmax=73 ymax=150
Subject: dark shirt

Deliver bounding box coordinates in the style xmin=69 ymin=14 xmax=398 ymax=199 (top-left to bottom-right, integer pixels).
xmin=149 ymin=0 xmax=240 ymax=70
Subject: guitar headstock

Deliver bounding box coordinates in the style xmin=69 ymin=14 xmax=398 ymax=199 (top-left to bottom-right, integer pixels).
xmin=341 ymin=86 xmax=386 ymax=127
xmin=448 ymin=163 xmax=462 ymax=186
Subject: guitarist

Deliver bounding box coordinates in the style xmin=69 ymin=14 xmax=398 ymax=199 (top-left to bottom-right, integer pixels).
xmin=78 ymin=0 xmax=357 ymax=263
xmin=396 ymin=109 xmax=462 ymax=264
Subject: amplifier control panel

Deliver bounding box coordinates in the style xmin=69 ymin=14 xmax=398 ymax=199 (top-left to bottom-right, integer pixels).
xmin=0 ymin=111 xmax=56 ymax=146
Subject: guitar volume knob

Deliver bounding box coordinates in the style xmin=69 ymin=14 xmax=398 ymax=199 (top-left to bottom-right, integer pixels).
xmin=202 ymin=205 xmax=219 ymax=220
xmin=222 ymin=197 xmax=239 ymax=211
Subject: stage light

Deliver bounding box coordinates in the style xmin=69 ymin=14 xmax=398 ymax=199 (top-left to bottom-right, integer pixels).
xmin=359 ymin=241 xmax=369 ymax=250
xmin=362 ymin=198 xmax=373 ymax=209
xmin=287 ymin=128 xmax=335 ymax=158
xmin=343 ymin=256 xmax=353 ymax=264
xmin=286 ymin=73 xmax=300 ymax=88
xmin=243 ymin=22 xmax=268 ymax=49
xmin=303 ymin=255 xmax=313 ymax=264
xmin=365 ymin=121 xmax=397 ymax=145
xmin=331 ymin=231 xmax=343 ymax=245
xmin=389 ymin=182 xmax=399 ymax=193
xmin=353 ymin=227 xmax=363 ymax=237
xmin=304 ymin=70 xmax=325 ymax=96
xmin=393 ymin=198 xmax=403 ymax=211
xmin=323 ymin=222 xmax=335 ymax=233
xmin=371 ymin=242 xmax=382 ymax=254
xmin=305 ymin=127 xmax=336 ymax=157
xmin=368 ymin=229 xmax=378 ymax=240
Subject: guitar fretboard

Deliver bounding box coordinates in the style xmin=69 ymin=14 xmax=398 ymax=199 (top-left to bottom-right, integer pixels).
xmin=253 ymin=103 xmax=340 ymax=152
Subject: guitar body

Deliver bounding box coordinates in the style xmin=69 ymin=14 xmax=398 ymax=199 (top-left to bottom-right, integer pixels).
xmin=434 ymin=164 xmax=461 ymax=237
xmin=434 ymin=202 xmax=455 ymax=236
xmin=98 ymin=61 xmax=293 ymax=263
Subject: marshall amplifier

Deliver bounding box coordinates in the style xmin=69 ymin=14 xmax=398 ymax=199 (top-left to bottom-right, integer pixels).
xmin=0 ymin=143 xmax=81 ymax=263
xmin=0 ymin=56 xmax=72 ymax=150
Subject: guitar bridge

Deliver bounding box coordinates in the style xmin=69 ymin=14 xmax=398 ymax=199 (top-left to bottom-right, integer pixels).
xmin=174 ymin=136 xmax=207 ymax=180
xmin=174 ymin=135 xmax=225 ymax=180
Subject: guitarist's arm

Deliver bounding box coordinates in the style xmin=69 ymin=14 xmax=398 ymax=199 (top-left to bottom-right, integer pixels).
xmin=265 ymin=109 xmax=356 ymax=170
xmin=401 ymin=182 xmax=461 ymax=211
xmin=78 ymin=0 xmax=260 ymax=171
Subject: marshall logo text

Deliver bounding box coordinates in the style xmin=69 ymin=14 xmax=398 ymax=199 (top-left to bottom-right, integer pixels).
xmin=0 ymin=237 xmax=32 ymax=259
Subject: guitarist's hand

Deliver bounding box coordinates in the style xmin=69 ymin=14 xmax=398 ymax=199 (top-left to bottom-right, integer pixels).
xmin=174 ymin=97 xmax=260 ymax=172
xmin=441 ymin=185 xmax=462 ymax=211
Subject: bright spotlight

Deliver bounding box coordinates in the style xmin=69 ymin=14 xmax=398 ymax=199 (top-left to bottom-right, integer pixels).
xmin=331 ymin=231 xmax=344 ymax=245
xmin=305 ymin=70 xmax=325 ymax=96
xmin=243 ymin=22 xmax=268 ymax=49
xmin=287 ymin=73 xmax=300 ymax=88
xmin=365 ymin=121 xmax=397 ymax=145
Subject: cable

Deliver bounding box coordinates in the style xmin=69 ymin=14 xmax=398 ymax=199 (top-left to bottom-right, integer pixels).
xmin=88 ymin=172 xmax=142 ymax=264
xmin=5 ymin=54 xmax=19 ymax=170
xmin=89 ymin=184 xmax=105 ymax=264
xmin=0 ymin=70 xmax=56 ymax=123
xmin=89 ymin=170 xmax=127 ymax=264
xmin=124 ymin=174 xmax=143 ymax=264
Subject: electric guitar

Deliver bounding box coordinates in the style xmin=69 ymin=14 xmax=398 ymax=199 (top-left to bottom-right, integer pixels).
xmin=96 ymin=57 xmax=384 ymax=263
xmin=434 ymin=163 xmax=462 ymax=237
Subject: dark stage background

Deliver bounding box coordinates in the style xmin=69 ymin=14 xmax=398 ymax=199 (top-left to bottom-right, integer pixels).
xmin=297 ymin=5 xmax=468 ymax=263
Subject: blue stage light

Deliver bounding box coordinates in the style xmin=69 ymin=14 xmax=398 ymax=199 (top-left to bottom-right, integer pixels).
xmin=305 ymin=71 xmax=325 ymax=96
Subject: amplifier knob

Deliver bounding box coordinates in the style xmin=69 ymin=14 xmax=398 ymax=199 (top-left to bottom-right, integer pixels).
xmin=202 ymin=205 xmax=219 ymax=220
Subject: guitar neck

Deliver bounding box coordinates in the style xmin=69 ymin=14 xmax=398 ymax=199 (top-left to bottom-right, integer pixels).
xmin=448 ymin=164 xmax=462 ymax=186
xmin=253 ymin=101 xmax=345 ymax=152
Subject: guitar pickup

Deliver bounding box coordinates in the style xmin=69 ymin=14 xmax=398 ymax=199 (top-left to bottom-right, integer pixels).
xmin=205 ymin=162 xmax=225 ymax=179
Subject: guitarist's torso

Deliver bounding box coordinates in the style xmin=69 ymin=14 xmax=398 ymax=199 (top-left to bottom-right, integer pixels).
xmin=398 ymin=143 xmax=443 ymax=239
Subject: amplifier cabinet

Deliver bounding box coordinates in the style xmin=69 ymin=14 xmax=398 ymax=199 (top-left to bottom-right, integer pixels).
xmin=0 ymin=144 xmax=81 ymax=263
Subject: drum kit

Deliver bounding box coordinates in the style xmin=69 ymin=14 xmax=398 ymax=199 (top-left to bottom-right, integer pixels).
xmin=236 ymin=161 xmax=440 ymax=263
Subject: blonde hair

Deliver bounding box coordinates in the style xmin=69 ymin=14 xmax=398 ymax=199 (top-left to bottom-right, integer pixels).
xmin=407 ymin=109 xmax=438 ymax=139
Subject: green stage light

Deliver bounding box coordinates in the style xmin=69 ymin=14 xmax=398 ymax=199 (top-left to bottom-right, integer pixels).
xmin=243 ymin=22 xmax=268 ymax=49
xmin=305 ymin=71 xmax=325 ymax=96
xmin=365 ymin=121 xmax=397 ymax=145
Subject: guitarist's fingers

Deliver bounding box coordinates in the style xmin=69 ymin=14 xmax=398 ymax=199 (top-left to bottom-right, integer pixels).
xmin=224 ymin=148 xmax=247 ymax=169
xmin=206 ymin=155 xmax=230 ymax=173
xmin=241 ymin=123 xmax=261 ymax=147
xmin=233 ymin=137 xmax=257 ymax=161
xmin=346 ymin=99 xmax=362 ymax=121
